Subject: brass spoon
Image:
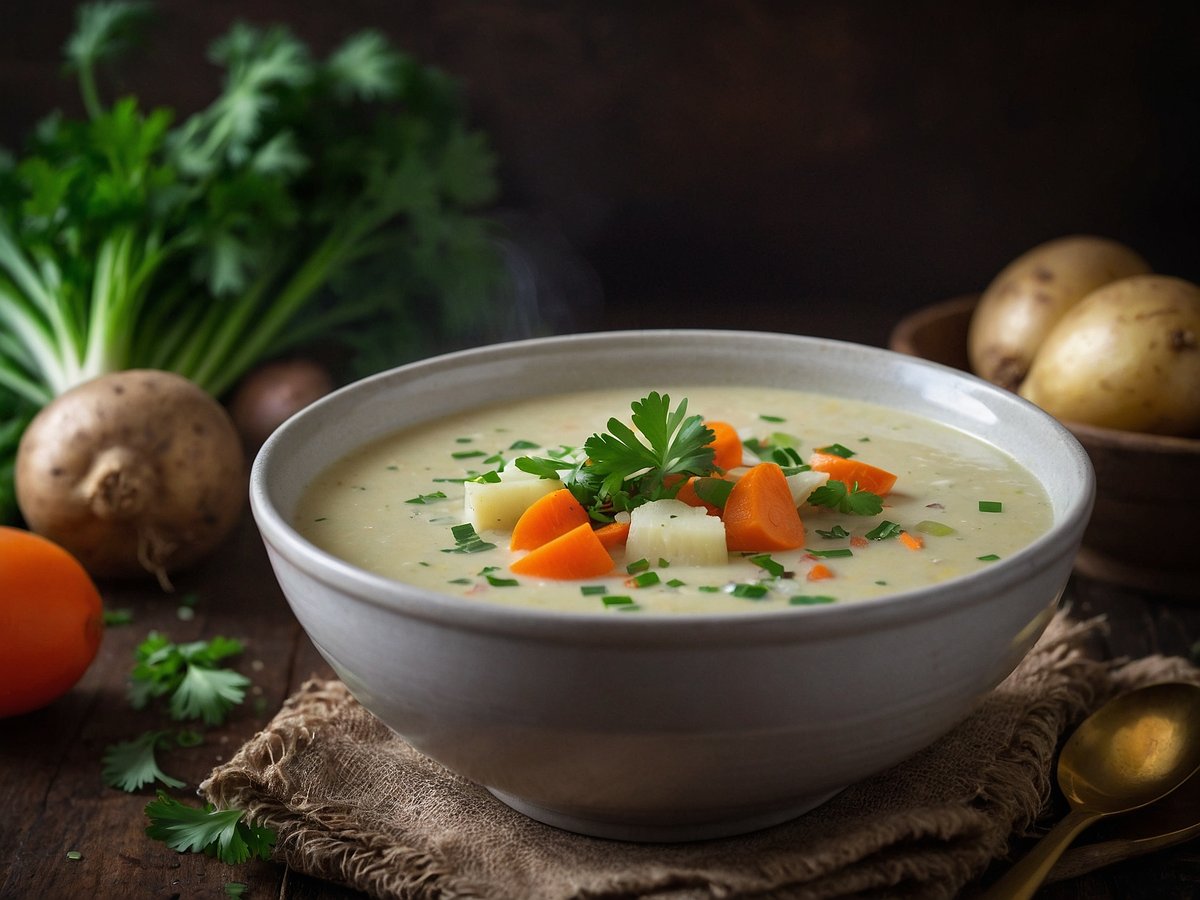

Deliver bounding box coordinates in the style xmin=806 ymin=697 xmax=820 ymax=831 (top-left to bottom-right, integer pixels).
xmin=981 ymin=681 xmax=1200 ymax=900
xmin=1046 ymin=765 xmax=1200 ymax=883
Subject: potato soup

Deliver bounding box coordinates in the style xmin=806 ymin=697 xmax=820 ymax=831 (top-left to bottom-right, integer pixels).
xmin=295 ymin=386 xmax=1052 ymax=614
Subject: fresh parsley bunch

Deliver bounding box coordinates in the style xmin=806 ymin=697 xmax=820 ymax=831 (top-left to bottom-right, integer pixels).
xmin=0 ymin=1 xmax=504 ymax=523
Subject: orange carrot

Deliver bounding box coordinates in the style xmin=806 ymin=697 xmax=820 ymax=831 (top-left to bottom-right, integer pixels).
xmin=807 ymin=563 xmax=834 ymax=581
xmin=722 ymin=463 xmax=806 ymax=552
xmin=898 ymin=531 xmax=924 ymax=551
xmin=675 ymin=475 xmax=726 ymax=517
xmin=850 ymin=535 xmax=869 ymax=549
xmin=808 ymin=452 xmax=897 ymax=497
xmin=705 ymin=420 xmax=743 ymax=471
xmin=594 ymin=520 xmax=631 ymax=549
xmin=510 ymin=523 xmax=615 ymax=579
xmin=510 ymin=488 xmax=590 ymax=551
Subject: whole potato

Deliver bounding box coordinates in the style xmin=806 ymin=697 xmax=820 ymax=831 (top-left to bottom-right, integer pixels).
xmin=967 ymin=235 xmax=1151 ymax=390
xmin=1018 ymin=275 xmax=1200 ymax=435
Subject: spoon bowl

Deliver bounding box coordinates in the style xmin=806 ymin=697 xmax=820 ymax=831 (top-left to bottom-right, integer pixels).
xmin=982 ymin=681 xmax=1200 ymax=899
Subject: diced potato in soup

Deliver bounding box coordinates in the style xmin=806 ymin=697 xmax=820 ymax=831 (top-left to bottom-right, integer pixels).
xmin=295 ymin=386 xmax=1052 ymax=614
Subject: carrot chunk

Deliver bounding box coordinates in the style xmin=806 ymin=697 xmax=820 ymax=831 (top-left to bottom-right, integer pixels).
xmin=510 ymin=488 xmax=590 ymax=551
xmin=808 ymin=452 xmax=897 ymax=497
xmin=510 ymin=523 xmax=615 ymax=579
xmin=704 ymin=420 xmax=743 ymax=471
xmin=807 ymin=563 xmax=834 ymax=581
xmin=594 ymin=520 xmax=631 ymax=549
xmin=722 ymin=463 xmax=806 ymax=552
xmin=898 ymin=531 xmax=924 ymax=551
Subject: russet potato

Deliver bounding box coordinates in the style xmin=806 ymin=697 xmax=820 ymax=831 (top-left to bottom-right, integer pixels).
xmin=1018 ymin=275 xmax=1200 ymax=436
xmin=967 ymin=235 xmax=1151 ymax=390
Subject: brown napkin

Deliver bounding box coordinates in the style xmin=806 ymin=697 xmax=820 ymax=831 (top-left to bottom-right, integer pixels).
xmin=201 ymin=611 xmax=1200 ymax=900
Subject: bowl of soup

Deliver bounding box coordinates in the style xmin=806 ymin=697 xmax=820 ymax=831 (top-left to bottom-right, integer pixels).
xmin=249 ymin=329 xmax=1094 ymax=842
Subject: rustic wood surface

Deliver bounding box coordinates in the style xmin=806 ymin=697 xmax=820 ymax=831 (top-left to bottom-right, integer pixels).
xmin=2 ymin=500 xmax=1198 ymax=899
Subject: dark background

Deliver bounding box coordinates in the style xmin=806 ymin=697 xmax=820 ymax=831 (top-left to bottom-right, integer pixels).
xmin=3 ymin=1 xmax=1197 ymax=349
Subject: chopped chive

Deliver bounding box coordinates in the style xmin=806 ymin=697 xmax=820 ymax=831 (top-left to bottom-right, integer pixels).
xmin=789 ymin=595 xmax=836 ymax=605
xmin=979 ymin=500 xmax=1004 ymax=513
xmin=626 ymin=558 xmax=651 ymax=574
xmin=915 ymin=519 xmax=955 ymax=536
xmin=455 ymin=437 xmax=474 ymax=444
xmin=875 ymin=579 xmax=888 ymax=585
xmin=581 ymin=584 xmax=608 ymax=596
xmin=806 ymin=547 xmax=854 ymax=558
xmin=443 ymin=523 xmax=496 ymax=554
xmin=866 ymin=520 xmax=903 ymax=541
xmin=452 ymin=449 xmax=487 ymax=460
xmin=729 ymin=583 xmax=770 ymax=599
xmin=771 ymin=447 xmax=803 ymax=467
xmin=815 ymin=525 xmax=850 ymax=540
xmin=313 ymin=516 xmax=327 ymax=522
xmin=103 ymin=608 xmax=134 ymax=626
xmin=406 ymin=490 xmax=448 ymax=504
xmin=749 ymin=553 xmax=785 ymax=578
xmin=657 ymin=558 xmax=670 ymax=568
xmin=386 ymin=464 xmax=399 ymax=471
xmin=759 ymin=413 xmax=786 ymax=423
xmin=698 ymin=585 xmax=720 ymax=593
xmin=485 ymin=574 xmax=519 ymax=587
xmin=509 ymin=439 xmax=540 ymax=450
xmin=817 ymin=442 xmax=855 ymax=458
xmin=448 ymin=577 xmax=472 ymax=585
xmin=977 ymin=553 xmax=1001 ymax=561
xmin=628 ymin=571 xmax=661 ymax=588
xmin=602 ymin=595 xmax=636 ymax=607
xmin=666 ymin=578 xmax=686 ymax=587
xmin=66 ymin=851 xmax=82 ymax=861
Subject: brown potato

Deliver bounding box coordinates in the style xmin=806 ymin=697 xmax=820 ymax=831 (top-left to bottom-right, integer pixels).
xmin=15 ymin=370 xmax=246 ymax=588
xmin=1019 ymin=275 xmax=1200 ymax=435
xmin=967 ymin=235 xmax=1151 ymax=390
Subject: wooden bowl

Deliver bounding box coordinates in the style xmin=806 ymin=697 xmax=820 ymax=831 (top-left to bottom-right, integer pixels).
xmin=890 ymin=295 xmax=1200 ymax=598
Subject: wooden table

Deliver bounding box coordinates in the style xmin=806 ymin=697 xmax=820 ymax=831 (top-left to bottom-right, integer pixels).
xmin=2 ymin=477 xmax=1199 ymax=899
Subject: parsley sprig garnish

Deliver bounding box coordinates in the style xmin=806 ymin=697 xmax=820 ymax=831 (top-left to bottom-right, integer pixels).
xmin=144 ymin=792 xmax=276 ymax=865
xmin=102 ymin=731 xmax=186 ymax=792
xmin=129 ymin=633 xmax=251 ymax=726
xmin=515 ymin=392 xmax=716 ymax=518
xmin=807 ymin=480 xmax=884 ymax=516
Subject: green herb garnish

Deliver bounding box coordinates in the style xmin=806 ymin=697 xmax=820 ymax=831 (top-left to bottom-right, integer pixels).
xmin=144 ymin=791 xmax=276 ymax=864
xmin=789 ymin=595 xmax=836 ymax=605
xmin=102 ymin=731 xmax=186 ymax=792
xmin=815 ymin=525 xmax=851 ymax=540
xmin=816 ymin=443 xmax=856 ymax=458
xmin=977 ymin=553 xmax=1001 ymax=561
xmin=729 ymin=583 xmax=770 ymax=599
xmin=979 ymin=500 xmax=1004 ymax=513
xmin=406 ymin=490 xmax=448 ymax=505
xmin=866 ymin=520 xmax=903 ymax=541
xmin=806 ymin=480 xmax=884 ymax=516
xmin=749 ymin=553 xmax=786 ymax=578
xmin=628 ymin=571 xmax=661 ymax=588
xmin=128 ymin=634 xmax=250 ymax=726
xmin=514 ymin=392 xmax=716 ymax=518
xmin=805 ymin=547 xmax=854 ymax=558
xmin=443 ymin=523 xmax=496 ymax=554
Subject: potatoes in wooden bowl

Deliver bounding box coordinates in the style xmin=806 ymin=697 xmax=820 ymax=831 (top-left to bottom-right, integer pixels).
xmin=891 ymin=293 xmax=1200 ymax=597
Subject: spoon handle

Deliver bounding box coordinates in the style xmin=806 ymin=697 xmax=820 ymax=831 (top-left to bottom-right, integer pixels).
xmin=979 ymin=808 xmax=1103 ymax=900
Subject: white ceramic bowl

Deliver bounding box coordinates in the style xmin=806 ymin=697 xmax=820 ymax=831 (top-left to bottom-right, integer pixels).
xmin=250 ymin=330 xmax=1095 ymax=842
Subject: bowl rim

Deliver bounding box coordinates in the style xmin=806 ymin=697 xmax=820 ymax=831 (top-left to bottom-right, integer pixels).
xmin=250 ymin=328 xmax=1095 ymax=646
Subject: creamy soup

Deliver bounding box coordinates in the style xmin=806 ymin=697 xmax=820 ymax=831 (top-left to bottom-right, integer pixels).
xmin=295 ymin=386 xmax=1052 ymax=614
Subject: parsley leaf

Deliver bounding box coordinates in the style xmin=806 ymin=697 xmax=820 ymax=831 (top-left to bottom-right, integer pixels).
xmin=129 ymin=633 xmax=251 ymax=726
xmin=144 ymin=791 xmax=276 ymax=864
xmin=807 ymin=480 xmax=884 ymax=516
xmin=102 ymin=731 xmax=186 ymax=792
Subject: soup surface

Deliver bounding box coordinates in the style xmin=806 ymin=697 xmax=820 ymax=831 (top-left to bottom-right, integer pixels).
xmin=295 ymin=386 xmax=1052 ymax=614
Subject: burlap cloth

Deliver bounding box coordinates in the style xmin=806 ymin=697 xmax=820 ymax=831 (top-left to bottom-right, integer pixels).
xmin=201 ymin=611 xmax=1200 ymax=899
